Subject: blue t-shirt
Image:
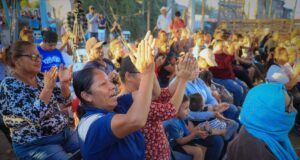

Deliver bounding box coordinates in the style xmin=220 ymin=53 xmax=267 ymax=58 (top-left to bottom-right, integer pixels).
xmin=164 ymin=118 xmax=190 ymax=142
xmin=77 ymin=94 xmax=145 ymax=160
xmin=37 ymin=46 xmax=65 ymax=73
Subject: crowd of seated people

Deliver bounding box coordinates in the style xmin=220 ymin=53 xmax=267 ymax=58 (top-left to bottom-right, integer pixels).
xmin=0 ymin=4 xmax=300 ymax=160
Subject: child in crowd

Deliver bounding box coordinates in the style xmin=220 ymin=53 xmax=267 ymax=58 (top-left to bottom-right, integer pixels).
xmin=164 ymin=95 xmax=205 ymax=160
xmin=189 ymin=93 xmax=239 ymax=140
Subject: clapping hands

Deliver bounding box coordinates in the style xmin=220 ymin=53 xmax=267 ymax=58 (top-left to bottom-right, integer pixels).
xmin=44 ymin=66 xmax=58 ymax=91
xmin=59 ymin=64 xmax=73 ymax=84
xmin=128 ymin=31 xmax=156 ymax=74
xmin=176 ymin=53 xmax=198 ymax=81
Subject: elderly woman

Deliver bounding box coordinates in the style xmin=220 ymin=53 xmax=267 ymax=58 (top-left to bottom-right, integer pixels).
xmin=0 ymin=41 xmax=78 ymax=159
xmin=74 ymin=32 xmax=156 ymax=159
xmin=266 ymin=47 xmax=300 ymax=90
xmin=226 ymin=83 xmax=298 ymax=160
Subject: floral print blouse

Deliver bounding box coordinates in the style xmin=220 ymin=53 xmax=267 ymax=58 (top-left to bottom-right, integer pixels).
xmin=0 ymin=74 xmax=71 ymax=144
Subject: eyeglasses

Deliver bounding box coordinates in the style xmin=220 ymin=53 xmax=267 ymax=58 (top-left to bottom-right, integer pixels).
xmin=129 ymin=71 xmax=140 ymax=74
xmin=18 ymin=54 xmax=43 ymax=61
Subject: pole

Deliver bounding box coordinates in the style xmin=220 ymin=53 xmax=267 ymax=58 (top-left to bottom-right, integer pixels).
xmin=201 ymin=0 xmax=205 ymax=31
xmin=268 ymin=0 xmax=273 ymax=19
xmin=40 ymin=0 xmax=49 ymax=29
xmin=147 ymin=0 xmax=151 ymax=31
xmin=255 ymin=0 xmax=259 ymax=19
xmin=191 ymin=0 xmax=195 ymax=33
xmin=290 ymin=0 xmax=298 ymax=32
xmin=1 ymin=0 xmax=10 ymax=26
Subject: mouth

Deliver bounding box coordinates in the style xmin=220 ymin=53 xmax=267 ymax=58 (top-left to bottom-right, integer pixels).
xmin=109 ymin=92 xmax=118 ymax=99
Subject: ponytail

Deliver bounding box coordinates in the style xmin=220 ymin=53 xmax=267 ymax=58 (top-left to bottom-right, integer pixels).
xmin=76 ymin=104 xmax=86 ymax=120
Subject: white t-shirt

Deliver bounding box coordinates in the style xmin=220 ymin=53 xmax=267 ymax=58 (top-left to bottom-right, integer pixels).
xmin=266 ymin=64 xmax=289 ymax=84
xmin=157 ymin=15 xmax=170 ymax=33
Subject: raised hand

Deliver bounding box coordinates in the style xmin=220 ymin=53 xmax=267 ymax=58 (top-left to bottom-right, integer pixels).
xmin=176 ymin=53 xmax=197 ymax=81
xmin=213 ymin=103 xmax=229 ymax=113
xmin=155 ymin=55 xmax=166 ymax=68
xmin=44 ymin=66 xmax=58 ymax=91
xmin=128 ymin=31 xmax=156 ymax=74
xmin=59 ymin=64 xmax=73 ymax=84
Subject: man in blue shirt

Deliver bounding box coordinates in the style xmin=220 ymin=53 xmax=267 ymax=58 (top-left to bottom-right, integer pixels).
xmin=38 ymin=30 xmax=65 ymax=73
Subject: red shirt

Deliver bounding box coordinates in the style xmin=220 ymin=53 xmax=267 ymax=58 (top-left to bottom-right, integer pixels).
xmin=169 ymin=19 xmax=185 ymax=31
xmin=209 ymin=53 xmax=235 ymax=79
xmin=141 ymin=88 xmax=176 ymax=160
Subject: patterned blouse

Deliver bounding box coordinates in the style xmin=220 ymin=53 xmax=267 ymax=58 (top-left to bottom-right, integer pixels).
xmin=0 ymin=74 xmax=71 ymax=144
xmin=141 ymin=88 xmax=177 ymax=160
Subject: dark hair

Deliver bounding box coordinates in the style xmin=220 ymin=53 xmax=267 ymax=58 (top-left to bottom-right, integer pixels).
xmin=42 ymin=30 xmax=58 ymax=43
xmin=3 ymin=41 xmax=35 ymax=68
xmin=73 ymin=68 xmax=98 ymax=118
xmin=175 ymin=11 xmax=181 ymax=17
xmin=182 ymin=94 xmax=190 ymax=104
xmin=189 ymin=93 xmax=203 ymax=112
xmin=198 ymin=70 xmax=213 ymax=86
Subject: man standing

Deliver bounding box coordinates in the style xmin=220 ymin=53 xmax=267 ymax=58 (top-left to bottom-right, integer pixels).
xmin=38 ymin=30 xmax=65 ymax=73
xmin=156 ymin=6 xmax=170 ymax=33
xmin=86 ymin=5 xmax=99 ymax=39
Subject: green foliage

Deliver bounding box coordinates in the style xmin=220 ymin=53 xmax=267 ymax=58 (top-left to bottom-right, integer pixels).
xmin=82 ymin=0 xmax=166 ymax=40
xmin=20 ymin=0 xmax=29 ymax=8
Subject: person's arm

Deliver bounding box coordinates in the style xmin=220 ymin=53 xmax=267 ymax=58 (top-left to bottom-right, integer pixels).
xmin=59 ymin=34 xmax=70 ymax=52
xmin=170 ymin=54 xmax=196 ymax=112
xmin=156 ymin=16 xmax=161 ymax=29
xmin=285 ymin=73 xmax=299 ymax=90
xmin=0 ymin=78 xmax=56 ymax=124
xmin=201 ymin=80 xmax=218 ymax=106
xmin=40 ymin=67 xmax=58 ymax=104
xmin=110 ymin=32 xmax=156 ymax=138
xmin=188 ymin=111 xmax=215 ymax=121
xmin=86 ymin=14 xmax=97 ymax=23
xmin=176 ymin=132 xmax=197 ymax=145
xmin=152 ymin=75 xmax=161 ymax=99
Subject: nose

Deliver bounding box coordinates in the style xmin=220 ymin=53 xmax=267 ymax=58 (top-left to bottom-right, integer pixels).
xmin=108 ymin=80 xmax=116 ymax=91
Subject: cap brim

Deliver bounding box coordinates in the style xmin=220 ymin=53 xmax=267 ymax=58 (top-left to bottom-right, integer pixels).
xmin=91 ymin=42 xmax=104 ymax=50
xmin=207 ymin=60 xmax=218 ymax=67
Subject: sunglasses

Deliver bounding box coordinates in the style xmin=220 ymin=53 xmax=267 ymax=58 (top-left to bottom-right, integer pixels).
xmin=18 ymin=54 xmax=43 ymax=61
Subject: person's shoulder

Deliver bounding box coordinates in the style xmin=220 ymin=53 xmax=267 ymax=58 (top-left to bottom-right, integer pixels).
xmin=267 ymin=64 xmax=281 ymax=72
xmin=83 ymin=60 xmax=99 ymax=69
xmin=1 ymin=76 xmax=16 ymax=86
xmin=117 ymin=93 xmax=133 ymax=103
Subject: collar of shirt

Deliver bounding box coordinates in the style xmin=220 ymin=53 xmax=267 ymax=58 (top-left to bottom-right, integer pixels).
xmin=84 ymin=105 xmax=113 ymax=115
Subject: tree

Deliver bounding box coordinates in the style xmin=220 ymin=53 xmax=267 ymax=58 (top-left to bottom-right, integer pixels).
xmin=82 ymin=0 xmax=166 ymax=40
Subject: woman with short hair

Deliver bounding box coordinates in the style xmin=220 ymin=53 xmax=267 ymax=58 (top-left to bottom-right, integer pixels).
xmin=0 ymin=41 xmax=78 ymax=160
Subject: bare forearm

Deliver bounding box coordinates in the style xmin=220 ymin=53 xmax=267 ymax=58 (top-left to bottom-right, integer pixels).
xmin=39 ymin=88 xmax=53 ymax=104
xmin=168 ymin=78 xmax=179 ymax=95
xmin=170 ymin=78 xmax=187 ymax=112
xmin=176 ymin=132 xmax=196 ymax=145
xmin=152 ymin=75 xmax=161 ymax=99
xmin=60 ymin=83 xmax=70 ymax=98
xmin=59 ymin=42 xmax=68 ymax=51
xmin=286 ymin=74 xmax=299 ymax=90
xmin=126 ymin=72 xmax=154 ymax=126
